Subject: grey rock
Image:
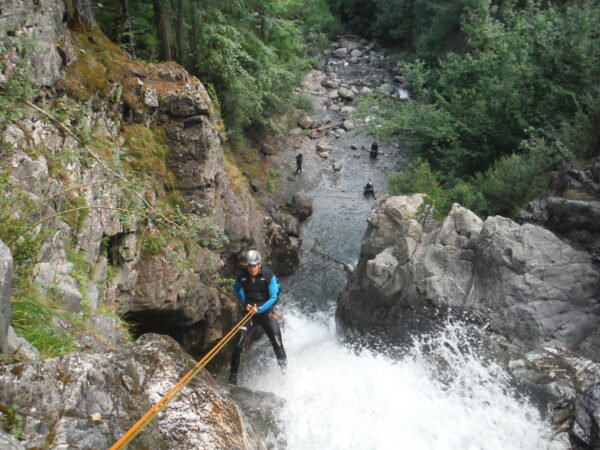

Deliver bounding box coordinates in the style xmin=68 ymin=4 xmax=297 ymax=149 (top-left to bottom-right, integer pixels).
xmin=332 ymin=162 xmax=342 ymax=171
xmin=272 ymin=212 xmax=301 ymax=237
xmin=322 ymin=79 xmax=339 ymax=89
xmin=546 ymin=197 xmax=600 ymax=234
xmin=250 ymin=179 xmax=261 ymax=192
xmin=0 ymin=430 xmax=25 ymax=450
xmin=0 ymin=0 xmax=70 ymax=87
xmin=342 ymin=120 xmax=355 ymax=131
xmin=319 ymin=152 xmax=330 ymax=159
xmin=310 ymin=119 xmax=323 ymax=129
xmin=338 ymin=87 xmax=355 ymax=101
xmin=298 ymin=115 xmax=314 ymax=129
xmin=333 ymin=48 xmax=348 ymax=58
xmin=289 ymin=192 xmax=313 ymax=220
xmin=316 ymin=143 xmax=332 ymax=153
xmin=327 ymin=90 xmax=340 ymax=100
xmin=341 ymin=106 xmax=356 ymax=115
xmin=0 ymin=334 xmax=252 ymax=449
xmin=510 ymin=348 xmax=600 ymax=449
xmin=350 ymin=49 xmax=363 ymax=58
xmin=339 ymin=198 xmax=600 ymax=351
xmin=361 ymin=86 xmax=373 ymax=95
xmin=0 ymin=241 xmax=12 ymax=354
xmin=378 ymin=83 xmax=394 ymax=95
xmin=7 ymin=327 xmax=39 ymax=361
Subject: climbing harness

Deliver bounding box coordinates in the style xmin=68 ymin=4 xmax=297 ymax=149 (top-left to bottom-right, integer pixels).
xmin=110 ymin=308 xmax=257 ymax=450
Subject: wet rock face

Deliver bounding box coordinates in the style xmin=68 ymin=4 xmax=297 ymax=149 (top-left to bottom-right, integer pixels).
xmin=520 ymin=160 xmax=600 ymax=263
xmin=0 ymin=334 xmax=251 ymax=449
xmin=509 ymin=348 xmax=600 ymax=449
xmin=0 ymin=241 xmax=12 ymax=354
xmin=0 ymin=0 xmax=71 ymax=87
xmin=338 ymin=197 xmax=600 ymax=352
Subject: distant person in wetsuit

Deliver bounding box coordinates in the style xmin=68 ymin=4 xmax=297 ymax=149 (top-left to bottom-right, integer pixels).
xmin=370 ymin=141 xmax=379 ymax=159
xmin=364 ymin=181 xmax=376 ymax=200
xmin=229 ymin=250 xmax=287 ymax=385
xmin=295 ymin=153 xmax=303 ymax=176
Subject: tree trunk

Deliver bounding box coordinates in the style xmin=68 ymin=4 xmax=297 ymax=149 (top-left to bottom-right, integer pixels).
xmin=153 ymin=0 xmax=173 ymax=61
xmin=67 ymin=0 xmax=96 ymax=29
xmin=120 ymin=0 xmax=136 ymax=57
xmin=176 ymin=0 xmax=184 ymax=63
xmin=189 ymin=0 xmax=198 ymax=72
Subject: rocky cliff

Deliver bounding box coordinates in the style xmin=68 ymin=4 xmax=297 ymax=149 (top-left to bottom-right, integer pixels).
xmin=0 ymin=0 xmax=299 ymax=359
xmin=0 ymin=2 xmax=299 ymax=446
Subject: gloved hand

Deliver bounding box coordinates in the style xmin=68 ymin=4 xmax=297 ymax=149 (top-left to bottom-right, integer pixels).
xmin=245 ymin=304 xmax=257 ymax=313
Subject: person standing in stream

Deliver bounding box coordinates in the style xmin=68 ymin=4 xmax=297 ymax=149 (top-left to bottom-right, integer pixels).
xmin=229 ymin=250 xmax=287 ymax=385
xmin=295 ymin=153 xmax=303 ymax=176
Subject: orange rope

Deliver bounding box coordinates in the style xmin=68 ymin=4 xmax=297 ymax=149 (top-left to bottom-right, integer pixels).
xmin=110 ymin=308 xmax=256 ymax=449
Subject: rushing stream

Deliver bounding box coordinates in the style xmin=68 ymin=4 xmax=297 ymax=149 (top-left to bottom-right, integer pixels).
xmin=227 ymin=41 xmax=553 ymax=449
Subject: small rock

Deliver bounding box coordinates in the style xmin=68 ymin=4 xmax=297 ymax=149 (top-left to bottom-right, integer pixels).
xmin=361 ymin=86 xmax=373 ymax=95
xmin=250 ymin=179 xmax=261 ymax=192
xmin=342 ymin=120 xmax=355 ymax=131
xmin=322 ymin=79 xmax=339 ymax=89
xmin=341 ymin=106 xmax=356 ymax=115
xmin=319 ymin=152 xmax=330 ymax=159
xmin=351 ymin=144 xmax=358 ymax=150
xmin=328 ymin=90 xmax=339 ymax=100
xmin=338 ymin=87 xmax=355 ymax=101
xmin=298 ymin=116 xmax=314 ymax=130
xmin=333 ymin=48 xmax=348 ymax=58
xmin=378 ymin=83 xmax=394 ymax=95
xmin=316 ymin=143 xmax=332 ymax=153
xmin=310 ymin=119 xmax=323 ymax=130
xmin=350 ymin=49 xmax=363 ymax=58
xmin=332 ymin=162 xmax=342 ymax=171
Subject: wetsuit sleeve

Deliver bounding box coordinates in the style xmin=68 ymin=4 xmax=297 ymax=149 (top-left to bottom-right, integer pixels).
xmin=233 ymin=279 xmax=245 ymax=305
xmin=257 ymin=276 xmax=279 ymax=313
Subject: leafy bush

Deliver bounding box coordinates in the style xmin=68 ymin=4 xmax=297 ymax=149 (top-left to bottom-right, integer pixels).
xmin=364 ymin=0 xmax=600 ymax=217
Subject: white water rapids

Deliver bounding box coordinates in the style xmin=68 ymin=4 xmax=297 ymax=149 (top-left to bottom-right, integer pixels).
xmin=240 ymin=306 xmax=552 ymax=449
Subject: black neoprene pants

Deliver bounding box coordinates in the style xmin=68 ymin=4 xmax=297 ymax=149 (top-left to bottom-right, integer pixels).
xmin=229 ymin=313 xmax=287 ymax=383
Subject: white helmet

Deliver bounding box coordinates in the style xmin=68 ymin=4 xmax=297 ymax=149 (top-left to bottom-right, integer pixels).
xmin=245 ymin=250 xmax=262 ymax=266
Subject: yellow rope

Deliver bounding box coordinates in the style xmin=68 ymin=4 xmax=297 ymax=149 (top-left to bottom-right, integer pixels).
xmin=110 ymin=308 xmax=256 ymax=449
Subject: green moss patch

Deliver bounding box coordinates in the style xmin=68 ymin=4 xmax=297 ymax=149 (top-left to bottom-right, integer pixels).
xmin=121 ymin=124 xmax=176 ymax=188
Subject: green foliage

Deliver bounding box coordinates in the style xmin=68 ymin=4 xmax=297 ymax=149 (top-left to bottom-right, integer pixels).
xmin=95 ymin=0 xmax=336 ymax=147
xmin=363 ymin=0 xmax=600 ymax=217
xmin=0 ymin=172 xmax=43 ymax=282
xmin=0 ymin=406 xmax=24 ymax=440
xmin=11 ymin=292 xmax=75 ymax=358
xmin=0 ymin=36 xmax=37 ymax=129
xmin=388 ymin=137 xmax=569 ymax=218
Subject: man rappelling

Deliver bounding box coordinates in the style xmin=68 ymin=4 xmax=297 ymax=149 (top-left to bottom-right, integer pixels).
xmin=229 ymin=250 xmax=287 ymax=385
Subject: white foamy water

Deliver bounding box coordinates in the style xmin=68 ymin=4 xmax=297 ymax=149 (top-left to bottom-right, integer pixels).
xmin=244 ymin=308 xmax=552 ymax=450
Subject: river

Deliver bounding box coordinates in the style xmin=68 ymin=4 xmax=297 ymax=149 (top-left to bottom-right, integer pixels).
xmin=227 ymin=39 xmax=553 ymax=450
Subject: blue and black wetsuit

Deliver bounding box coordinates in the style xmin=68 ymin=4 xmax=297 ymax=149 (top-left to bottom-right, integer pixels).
xmin=229 ymin=265 xmax=287 ymax=384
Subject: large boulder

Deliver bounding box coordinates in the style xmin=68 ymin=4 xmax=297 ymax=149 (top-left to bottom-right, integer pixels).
xmin=338 ymin=197 xmax=600 ymax=351
xmin=520 ymin=161 xmax=600 ymax=262
xmin=289 ymin=192 xmax=313 ymax=221
xmin=0 ymin=334 xmax=253 ymax=449
xmin=0 ymin=240 xmax=12 ymax=354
